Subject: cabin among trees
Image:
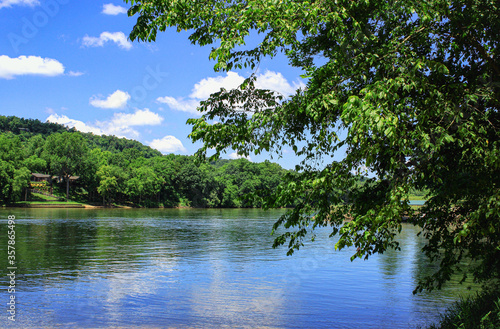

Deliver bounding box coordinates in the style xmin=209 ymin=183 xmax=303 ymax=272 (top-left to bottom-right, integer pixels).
xmin=31 ymin=173 xmax=51 ymax=182
xmin=30 ymin=173 xmax=79 ymax=197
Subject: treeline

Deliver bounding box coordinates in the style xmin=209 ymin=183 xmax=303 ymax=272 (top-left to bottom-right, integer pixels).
xmin=0 ymin=115 xmax=288 ymax=207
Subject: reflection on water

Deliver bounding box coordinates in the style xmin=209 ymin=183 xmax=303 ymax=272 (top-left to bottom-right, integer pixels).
xmin=0 ymin=208 xmax=476 ymax=328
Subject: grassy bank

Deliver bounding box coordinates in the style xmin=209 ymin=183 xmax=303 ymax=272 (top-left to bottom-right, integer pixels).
xmin=429 ymin=290 xmax=500 ymax=329
xmin=30 ymin=192 xmax=60 ymax=201
xmin=17 ymin=201 xmax=84 ymax=205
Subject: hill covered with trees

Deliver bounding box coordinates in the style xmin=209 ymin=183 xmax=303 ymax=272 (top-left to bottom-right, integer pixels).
xmin=0 ymin=115 xmax=289 ymax=207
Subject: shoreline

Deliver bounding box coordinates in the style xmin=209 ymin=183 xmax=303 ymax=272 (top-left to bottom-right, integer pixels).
xmin=3 ymin=203 xmax=132 ymax=209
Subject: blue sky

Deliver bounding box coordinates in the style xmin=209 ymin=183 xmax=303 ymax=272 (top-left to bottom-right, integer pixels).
xmin=0 ymin=0 xmax=310 ymax=169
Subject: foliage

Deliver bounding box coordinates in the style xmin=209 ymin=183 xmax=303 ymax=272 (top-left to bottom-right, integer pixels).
xmin=83 ymin=132 xmax=162 ymax=158
xmin=23 ymin=155 xmax=47 ymax=174
xmin=428 ymin=290 xmax=500 ymax=329
xmin=0 ymin=115 xmax=70 ymax=138
xmin=0 ymin=115 xmax=162 ymax=157
xmin=97 ymin=164 xmax=127 ymax=206
xmin=125 ymin=0 xmax=500 ymax=292
xmin=0 ymin=134 xmax=30 ymax=204
xmin=42 ymin=132 xmax=89 ymax=201
xmin=0 ymin=120 xmax=288 ymax=208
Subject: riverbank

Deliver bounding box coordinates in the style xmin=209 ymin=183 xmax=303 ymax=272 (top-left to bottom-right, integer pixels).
xmin=428 ymin=289 xmax=500 ymax=329
xmin=4 ymin=202 xmax=134 ymax=209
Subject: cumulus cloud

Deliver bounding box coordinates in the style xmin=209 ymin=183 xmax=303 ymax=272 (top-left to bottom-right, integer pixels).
xmin=156 ymin=96 xmax=199 ymax=114
xmin=46 ymin=109 xmax=163 ymax=139
xmin=82 ymin=32 xmax=132 ymax=50
xmin=157 ymin=70 xmax=304 ymax=115
xmin=90 ymin=90 xmax=130 ymax=109
xmin=46 ymin=114 xmax=104 ymax=135
xmin=255 ymin=70 xmax=305 ymax=96
xmin=189 ymin=71 xmax=245 ymax=99
xmin=102 ymin=3 xmax=127 ymax=15
xmin=0 ymin=55 xmax=64 ymax=79
xmin=109 ymin=109 xmax=163 ymax=127
xmin=149 ymin=136 xmax=187 ymax=154
xmin=95 ymin=109 xmax=164 ymax=138
xmin=0 ymin=0 xmax=39 ymax=9
xmin=228 ymin=152 xmax=251 ymax=161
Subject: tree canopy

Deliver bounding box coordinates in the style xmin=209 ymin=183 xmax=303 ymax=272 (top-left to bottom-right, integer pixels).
xmin=42 ymin=132 xmax=89 ymax=201
xmin=125 ymin=0 xmax=500 ymax=291
xmin=0 ymin=119 xmax=289 ymax=209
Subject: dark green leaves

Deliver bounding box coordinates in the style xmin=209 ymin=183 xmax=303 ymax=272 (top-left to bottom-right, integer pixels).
xmin=126 ymin=0 xmax=500 ymax=292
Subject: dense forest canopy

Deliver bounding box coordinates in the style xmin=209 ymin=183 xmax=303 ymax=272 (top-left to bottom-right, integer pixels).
xmin=0 ymin=115 xmax=162 ymax=157
xmin=0 ymin=115 xmax=289 ymax=208
xmin=125 ymin=0 xmax=500 ymax=293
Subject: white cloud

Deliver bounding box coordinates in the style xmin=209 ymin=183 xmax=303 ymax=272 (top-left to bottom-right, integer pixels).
xmin=90 ymin=90 xmax=130 ymax=109
xmin=228 ymin=152 xmax=251 ymax=161
xmin=102 ymin=3 xmax=127 ymax=15
xmin=156 ymin=96 xmax=199 ymax=115
xmin=0 ymin=0 xmax=39 ymax=9
xmin=190 ymin=71 xmax=245 ymax=99
xmin=46 ymin=109 xmax=164 ymax=139
xmin=156 ymin=72 xmax=245 ymax=115
xmin=149 ymin=136 xmax=187 ymax=154
xmin=157 ymin=71 xmax=304 ymax=115
xmin=109 ymin=109 xmax=163 ymax=127
xmin=94 ymin=109 xmax=163 ymax=138
xmin=82 ymin=32 xmax=132 ymax=50
xmin=68 ymin=71 xmax=84 ymax=77
xmin=0 ymin=55 xmax=64 ymax=79
xmin=255 ymin=70 xmax=305 ymax=96
xmin=46 ymin=114 xmax=104 ymax=135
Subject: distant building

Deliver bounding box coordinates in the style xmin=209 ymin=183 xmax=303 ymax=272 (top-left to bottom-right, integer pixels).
xmin=31 ymin=173 xmax=52 ymax=182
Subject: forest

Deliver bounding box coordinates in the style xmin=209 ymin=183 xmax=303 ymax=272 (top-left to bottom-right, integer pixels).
xmin=0 ymin=115 xmax=289 ymax=207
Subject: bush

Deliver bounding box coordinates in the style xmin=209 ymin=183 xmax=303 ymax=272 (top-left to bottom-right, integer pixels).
xmin=429 ymin=290 xmax=500 ymax=329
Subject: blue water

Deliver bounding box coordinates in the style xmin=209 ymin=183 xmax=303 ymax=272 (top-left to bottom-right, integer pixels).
xmin=0 ymin=208 xmax=472 ymax=328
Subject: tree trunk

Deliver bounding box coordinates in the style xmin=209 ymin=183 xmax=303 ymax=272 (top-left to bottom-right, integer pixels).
xmin=66 ymin=175 xmax=70 ymax=202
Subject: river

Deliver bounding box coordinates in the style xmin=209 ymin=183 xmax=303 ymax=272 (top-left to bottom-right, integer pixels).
xmin=0 ymin=208 xmax=475 ymax=328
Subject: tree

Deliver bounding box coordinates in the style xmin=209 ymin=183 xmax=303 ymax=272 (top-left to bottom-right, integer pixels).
xmin=42 ymin=132 xmax=88 ymax=201
xmin=81 ymin=148 xmax=114 ymax=203
xmin=97 ymin=164 xmax=126 ymax=206
xmin=175 ymin=158 xmax=213 ymax=207
xmin=12 ymin=167 xmax=31 ymax=202
xmin=23 ymin=155 xmax=47 ymax=174
xmin=126 ymin=165 xmax=165 ymax=206
xmin=126 ymin=1 xmax=500 ymax=291
xmin=149 ymin=155 xmax=181 ymax=207
xmin=23 ymin=134 xmax=46 ymax=158
xmin=0 ymin=133 xmax=31 ymax=204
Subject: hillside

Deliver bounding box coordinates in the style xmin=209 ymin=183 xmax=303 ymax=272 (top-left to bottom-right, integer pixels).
xmin=0 ymin=115 xmax=162 ymax=158
xmin=0 ymin=115 xmax=289 ymax=208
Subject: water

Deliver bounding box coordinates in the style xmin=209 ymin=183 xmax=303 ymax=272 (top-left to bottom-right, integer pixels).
xmin=0 ymin=208 xmax=475 ymax=328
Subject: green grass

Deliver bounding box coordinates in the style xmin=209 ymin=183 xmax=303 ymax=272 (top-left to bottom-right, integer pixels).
xmin=31 ymin=192 xmax=60 ymax=201
xmin=16 ymin=200 xmax=84 ymax=205
xmin=409 ymin=195 xmax=427 ymax=201
xmin=428 ymin=290 xmax=500 ymax=329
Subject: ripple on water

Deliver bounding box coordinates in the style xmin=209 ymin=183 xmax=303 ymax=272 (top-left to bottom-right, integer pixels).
xmin=0 ymin=208 xmax=478 ymax=329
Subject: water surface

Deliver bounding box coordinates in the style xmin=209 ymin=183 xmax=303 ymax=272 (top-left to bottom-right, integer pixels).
xmin=0 ymin=208 xmax=474 ymax=328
